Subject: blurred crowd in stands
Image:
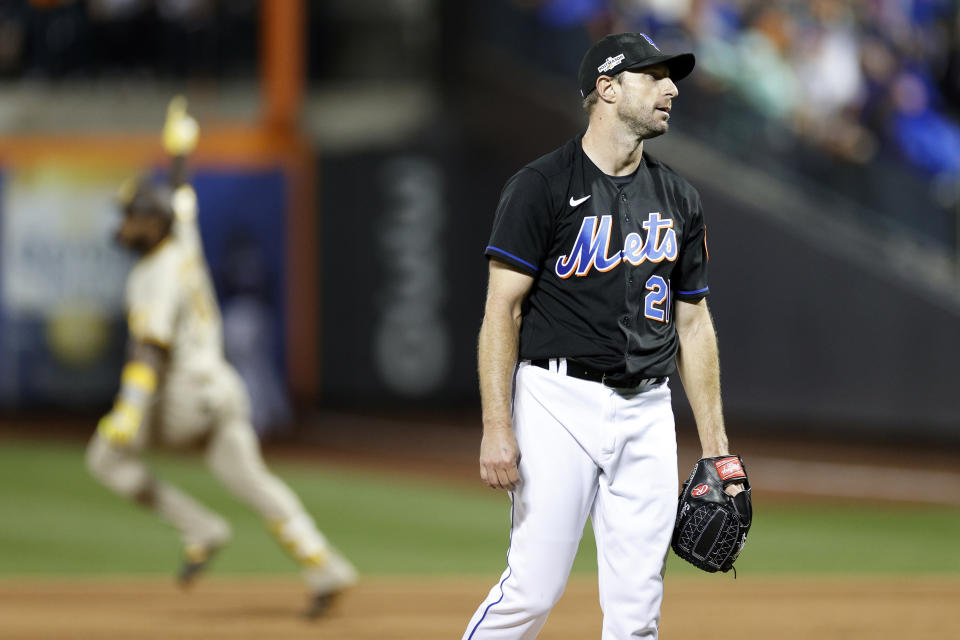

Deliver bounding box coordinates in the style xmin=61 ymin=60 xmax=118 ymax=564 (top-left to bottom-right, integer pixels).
xmin=521 ymin=0 xmax=960 ymax=183
xmin=0 ymin=0 xmax=256 ymax=79
xmin=7 ymin=0 xmax=960 ymax=183
xmin=472 ymin=0 xmax=960 ymax=247
xmin=2 ymin=0 xmax=958 ymax=246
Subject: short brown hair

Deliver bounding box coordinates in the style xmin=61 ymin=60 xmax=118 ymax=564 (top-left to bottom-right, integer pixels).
xmin=582 ymin=91 xmax=600 ymax=114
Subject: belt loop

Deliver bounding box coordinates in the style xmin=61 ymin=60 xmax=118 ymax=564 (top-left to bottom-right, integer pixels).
xmin=558 ymin=357 xmax=567 ymax=375
xmin=548 ymin=358 xmax=556 ymax=373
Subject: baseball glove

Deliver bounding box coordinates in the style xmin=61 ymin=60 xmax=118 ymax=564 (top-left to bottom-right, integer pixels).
xmin=671 ymin=455 xmax=752 ymax=573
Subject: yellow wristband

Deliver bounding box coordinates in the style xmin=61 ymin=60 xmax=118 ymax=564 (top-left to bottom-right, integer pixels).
xmin=114 ymin=360 xmax=157 ymax=421
xmin=121 ymin=361 xmax=158 ymax=393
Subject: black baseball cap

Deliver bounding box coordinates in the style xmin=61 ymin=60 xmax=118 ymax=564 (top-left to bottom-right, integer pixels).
xmin=578 ymin=32 xmax=696 ymax=98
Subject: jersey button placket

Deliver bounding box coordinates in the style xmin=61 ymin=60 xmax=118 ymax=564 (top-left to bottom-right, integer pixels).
xmin=621 ymin=192 xmax=635 ymax=326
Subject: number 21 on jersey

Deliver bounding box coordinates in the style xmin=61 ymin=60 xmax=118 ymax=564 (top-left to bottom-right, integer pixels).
xmin=643 ymin=275 xmax=670 ymax=323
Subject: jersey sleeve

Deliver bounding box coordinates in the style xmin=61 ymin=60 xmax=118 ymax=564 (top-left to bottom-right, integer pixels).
xmin=484 ymin=168 xmax=553 ymax=275
xmin=673 ymin=191 xmax=710 ymax=301
xmin=126 ymin=253 xmax=180 ymax=348
xmin=171 ymin=184 xmax=203 ymax=252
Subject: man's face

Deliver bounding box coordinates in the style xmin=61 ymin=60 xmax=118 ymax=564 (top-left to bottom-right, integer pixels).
xmin=115 ymin=209 xmax=168 ymax=254
xmin=615 ymin=64 xmax=678 ymax=139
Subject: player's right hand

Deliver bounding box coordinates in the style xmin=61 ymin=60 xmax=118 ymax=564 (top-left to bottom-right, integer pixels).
xmin=163 ymin=95 xmax=199 ymax=156
xmin=479 ymin=425 xmax=521 ymax=491
xmin=97 ymin=404 xmax=142 ymax=447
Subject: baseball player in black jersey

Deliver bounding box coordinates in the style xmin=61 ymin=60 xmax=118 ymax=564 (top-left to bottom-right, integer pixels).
xmin=463 ymin=33 xmax=744 ymax=639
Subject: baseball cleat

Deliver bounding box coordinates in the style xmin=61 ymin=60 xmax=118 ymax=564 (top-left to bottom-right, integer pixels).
xmin=176 ymin=543 xmax=221 ymax=589
xmin=304 ymin=592 xmax=338 ymax=619
xmin=303 ymin=549 xmax=358 ymax=619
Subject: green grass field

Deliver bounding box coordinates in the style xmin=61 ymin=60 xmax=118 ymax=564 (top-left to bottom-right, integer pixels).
xmin=1 ymin=438 xmax=958 ymax=577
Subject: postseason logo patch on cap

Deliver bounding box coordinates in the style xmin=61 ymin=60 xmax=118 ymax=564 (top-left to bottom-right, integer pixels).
xmin=597 ymin=53 xmax=625 ymax=73
xmin=640 ymin=33 xmax=660 ymax=51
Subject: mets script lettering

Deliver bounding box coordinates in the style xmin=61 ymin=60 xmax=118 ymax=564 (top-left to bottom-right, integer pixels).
xmin=555 ymin=213 xmax=678 ymax=278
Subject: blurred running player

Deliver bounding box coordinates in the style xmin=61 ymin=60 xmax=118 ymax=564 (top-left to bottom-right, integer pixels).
xmin=86 ymin=97 xmax=355 ymax=618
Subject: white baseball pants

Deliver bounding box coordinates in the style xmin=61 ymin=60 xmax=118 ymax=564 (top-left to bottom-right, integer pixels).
xmin=464 ymin=360 xmax=678 ymax=639
xmin=85 ymin=361 xmax=327 ymax=557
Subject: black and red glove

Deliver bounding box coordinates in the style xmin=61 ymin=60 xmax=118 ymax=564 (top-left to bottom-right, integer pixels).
xmin=671 ymin=455 xmax=752 ymax=573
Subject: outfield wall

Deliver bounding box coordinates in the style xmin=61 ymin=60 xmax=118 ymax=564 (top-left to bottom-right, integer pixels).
xmin=0 ymin=120 xmax=955 ymax=441
xmin=313 ymin=101 xmax=960 ymax=441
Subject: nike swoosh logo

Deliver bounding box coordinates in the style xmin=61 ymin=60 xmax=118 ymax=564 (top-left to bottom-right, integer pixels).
xmin=569 ymin=195 xmax=591 ymax=207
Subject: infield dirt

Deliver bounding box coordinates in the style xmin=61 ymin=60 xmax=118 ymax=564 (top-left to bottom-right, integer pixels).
xmin=1 ymin=575 xmax=956 ymax=639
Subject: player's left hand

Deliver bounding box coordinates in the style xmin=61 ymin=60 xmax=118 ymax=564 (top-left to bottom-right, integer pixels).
xmin=703 ymin=449 xmax=745 ymax=495
xmin=672 ymin=455 xmax=752 ymax=573
xmin=725 ymin=481 xmax=745 ymax=496
xmin=163 ymin=95 xmax=199 ymax=156
xmin=97 ymin=404 xmax=142 ymax=447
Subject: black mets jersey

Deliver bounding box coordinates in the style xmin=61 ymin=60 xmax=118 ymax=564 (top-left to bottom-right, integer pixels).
xmin=485 ymin=135 xmax=709 ymax=380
